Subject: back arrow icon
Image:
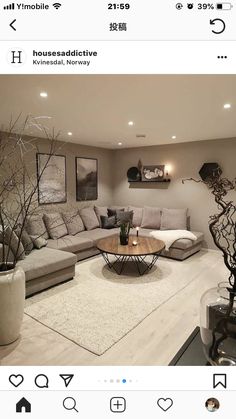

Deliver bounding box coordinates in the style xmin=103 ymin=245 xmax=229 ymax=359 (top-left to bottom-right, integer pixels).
xmin=10 ymin=19 xmax=16 ymax=31
xmin=210 ymin=18 xmax=226 ymax=34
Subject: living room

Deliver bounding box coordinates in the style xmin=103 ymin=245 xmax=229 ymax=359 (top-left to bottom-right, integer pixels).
xmin=0 ymin=74 xmax=235 ymax=366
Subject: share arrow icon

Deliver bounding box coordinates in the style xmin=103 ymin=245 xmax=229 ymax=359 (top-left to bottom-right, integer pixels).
xmin=59 ymin=374 xmax=74 ymax=388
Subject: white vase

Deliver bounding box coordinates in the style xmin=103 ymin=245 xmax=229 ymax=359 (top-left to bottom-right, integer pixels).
xmin=0 ymin=265 xmax=25 ymax=345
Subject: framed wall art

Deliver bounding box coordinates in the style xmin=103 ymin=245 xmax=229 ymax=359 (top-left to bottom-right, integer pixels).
xmin=75 ymin=157 xmax=98 ymax=201
xmin=36 ymin=153 xmax=67 ymax=204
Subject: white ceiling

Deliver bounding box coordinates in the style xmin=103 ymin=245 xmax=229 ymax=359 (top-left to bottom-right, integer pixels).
xmin=1 ymin=75 xmax=236 ymax=149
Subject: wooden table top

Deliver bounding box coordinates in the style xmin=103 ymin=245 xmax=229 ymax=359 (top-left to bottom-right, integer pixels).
xmin=97 ymin=235 xmax=165 ymax=256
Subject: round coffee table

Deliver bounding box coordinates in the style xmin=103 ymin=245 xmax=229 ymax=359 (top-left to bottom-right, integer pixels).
xmin=97 ymin=235 xmax=165 ymax=276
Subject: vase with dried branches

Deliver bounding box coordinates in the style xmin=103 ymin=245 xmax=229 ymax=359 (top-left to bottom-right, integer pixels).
xmin=183 ymin=168 xmax=236 ymax=365
xmin=0 ymin=115 xmax=60 ymax=345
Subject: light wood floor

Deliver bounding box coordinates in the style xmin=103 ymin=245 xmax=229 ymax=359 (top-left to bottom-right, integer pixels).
xmin=0 ymin=249 xmax=226 ymax=366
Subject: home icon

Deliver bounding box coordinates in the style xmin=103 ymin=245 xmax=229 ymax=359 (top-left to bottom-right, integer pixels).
xmin=16 ymin=397 xmax=31 ymax=413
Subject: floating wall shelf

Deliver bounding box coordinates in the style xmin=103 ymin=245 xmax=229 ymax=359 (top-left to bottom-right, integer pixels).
xmin=128 ymin=179 xmax=171 ymax=183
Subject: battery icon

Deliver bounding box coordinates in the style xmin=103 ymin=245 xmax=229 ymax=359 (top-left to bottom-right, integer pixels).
xmin=216 ymin=2 xmax=233 ymax=9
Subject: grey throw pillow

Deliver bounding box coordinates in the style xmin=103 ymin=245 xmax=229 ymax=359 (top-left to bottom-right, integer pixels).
xmin=94 ymin=206 xmax=108 ymax=227
xmin=26 ymin=215 xmax=49 ymax=239
xmin=15 ymin=228 xmax=34 ymax=255
xmin=43 ymin=213 xmax=68 ymax=240
xmin=128 ymin=206 xmax=143 ymax=227
xmin=116 ymin=210 xmax=133 ymax=226
xmin=160 ymin=208 xmax=188 ymax=230
xmin=100 ymin=215 xmax=116 ymax=229
xmin=141 ymin=206 xmax=161 ymax=229
xmin=79 ymin=207 xmax=100 ymax=231
xmin=62 ymin=211 xmax=85 ymax=235
xmin=30 ymin=235 xmax=48 ymax=249
xmin=0 ymin=227 xmax=25 ymax=260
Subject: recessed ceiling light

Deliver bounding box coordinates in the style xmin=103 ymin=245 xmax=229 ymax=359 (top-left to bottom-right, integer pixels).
xmin=128 ymin=121 xmax=134 ymax=126
xmin=118 ymin=142 xmax=123 ymax=146
xmin=171 ymin=135 xmax=176 ymax=139
xmin=224 ymin=103 xmax=231 ymax=109
xmin=40 ymin=92 xmax=48 ymax=98
xmin=67 ymin=132 xmax=73 ymax=136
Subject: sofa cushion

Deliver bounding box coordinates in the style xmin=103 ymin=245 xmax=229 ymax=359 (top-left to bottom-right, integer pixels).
xmin=170 ymin=231 xmax=204 ymax=250
xmin=128 ymin=206 xmax=143 ymax=227
xmin=107 ymin=208 xmax=124 ymax=217
xmin=80 ymin=207 xmax=99 ymax=230
xmin=62 ymin=211 xmax=85 ymax=235
xmin=94 ymin=206 xmax=108 ymax=227
xmin=26 ymin=215 xmax=49 ymax=239
xmin=17 ymin=247 xmax=76 ymax=282
xmin=47 ymin=235 xmax=93 ymax=253
xmin=116 ymin=210 xmax=133 ymax=226
xmin=15 ymin=228 xmax=34 ymax=255
xmin=141 ymin=206 xmax=161 ymax=229
xmin=0 ymin=227 xmax=25 ymax=260
xmin=78 ymin=228 xmax=118 ymax=245
xmin=100 ymin=215 xmax=116 ymax=229
xmin=30 ymin=235 xmax=48 ymax=249
xmin=160 ymin=208 xmax=187 ymax=230
xmin=43 ymin=213 xmax=68 ymax=239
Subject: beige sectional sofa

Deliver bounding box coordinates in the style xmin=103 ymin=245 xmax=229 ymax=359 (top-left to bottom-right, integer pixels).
xmin=1 ymin=205 xmax=204 ymax=297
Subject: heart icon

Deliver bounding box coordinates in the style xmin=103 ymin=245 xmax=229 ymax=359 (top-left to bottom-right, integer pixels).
xmin=157 ymin=398 xmax=173 ymax=412
xmin=9 ymin=374 xmax=24 ymax=388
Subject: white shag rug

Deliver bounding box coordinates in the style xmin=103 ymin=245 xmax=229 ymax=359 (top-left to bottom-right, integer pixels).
xmin=25 ymin=255 xmax=197 ymax=355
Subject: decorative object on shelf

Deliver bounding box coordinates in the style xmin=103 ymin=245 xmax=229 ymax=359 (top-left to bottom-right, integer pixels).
xmin=127 ymin=167 xmax=140 ymax=182
xmin=119 ymin=221 xmax=130 ymax=246
xmin=183 ymin=165 xmax=236 ymax=365
xmin=142 ymin=165 xmax=165 ymax=181
xmin=76 ymin=157 xmax=98 ymax=201
xmin=37 ymin=153 xmax=67 ymax=204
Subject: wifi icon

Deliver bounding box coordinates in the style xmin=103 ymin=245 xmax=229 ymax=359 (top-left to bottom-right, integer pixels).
xmin=53 ymin=2 xmax=61 ymax=9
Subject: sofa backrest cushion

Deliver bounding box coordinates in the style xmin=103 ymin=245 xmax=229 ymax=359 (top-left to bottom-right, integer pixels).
xmin=62 ymin=211 xmax=85 ymax=235
xmin=0 ymin=227 xmax=25 ymax=260
xmin=128 ymin=206 xmax=143 ymax=227
xmin=141 ymin=206 xmax=161 ymax=229
xmin=79 ymin=207 xmax=100 ymax=231
xmin=160 ymin=208 xmax=188 ymax=230
xmin=94 ymin=206 xmax=108 ymax=227
xmin=43 ymin=213 xmax=68 ymax=240
xmin=26 ymin=215 xmax=49 ymax=239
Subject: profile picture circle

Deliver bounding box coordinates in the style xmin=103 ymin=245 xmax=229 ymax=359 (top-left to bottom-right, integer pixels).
xmin=205 ymin=398 xmax=220 ymax=412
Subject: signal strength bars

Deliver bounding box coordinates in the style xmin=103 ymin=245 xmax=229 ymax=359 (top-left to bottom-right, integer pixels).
xmin=4 ymin=2 xmax=15 ymax=9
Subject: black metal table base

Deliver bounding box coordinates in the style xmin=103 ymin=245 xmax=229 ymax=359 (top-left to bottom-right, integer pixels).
xmin=101 ymin=252 xmax=161 ymax=276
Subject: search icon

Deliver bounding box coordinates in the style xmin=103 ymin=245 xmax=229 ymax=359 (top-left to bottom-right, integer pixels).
xmin=63 ymin=397 xmax=78 ymax=413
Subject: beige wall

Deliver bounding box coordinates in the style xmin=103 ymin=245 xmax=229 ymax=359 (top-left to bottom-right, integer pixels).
xmin=112 ymin=137 xmax=236 ymax=249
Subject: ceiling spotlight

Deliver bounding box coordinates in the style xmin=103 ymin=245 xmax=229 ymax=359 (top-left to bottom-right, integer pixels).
xmin=67 ymin=132 xmax=73 ymax=136
xmin=118 ymin=142 xmax=123 ymax=146
xmin=40 ymin=92 xmax=48 ymax=98
xmin=171 ymin=135 xmax=176 ymax=139
xmin=128 ymin=121 xmax=134 ymax=126
xmin=224 ymin=103 xmax=231 ymax=109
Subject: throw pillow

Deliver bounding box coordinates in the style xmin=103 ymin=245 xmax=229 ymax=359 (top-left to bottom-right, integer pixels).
xmin=30 ymin=235 xmax=48 ymax=249
xmin=43 ymin=213 xmax=68 ymax=240
xmin=116 ymin=210 xmax=134 ymax=226
xmin=141 ymin=206 xmax=161 ymax=229
xmin=15 ymin=228 xmax=34 ymax=255
xmin=107 ymin=208 xmax=124 ymax=217
xmin=94 ymin=206 xmax=108 ymax=227
xmin=79 ymin=207 xmax=100 ymax=231
xmin=26 ymin=215 xmax=49 ymax=239
xmin=0 ymin=226 xmax=25 ymax=260
xmin=62 ymin=211 xmax=85 ymax=235
xmin=128 ymin=206 xmax=143 ymax=227
xmin=160 ymin=208 xmax=188 ymax=230
xmin=100 ymin=215 xmax=116 ymax=229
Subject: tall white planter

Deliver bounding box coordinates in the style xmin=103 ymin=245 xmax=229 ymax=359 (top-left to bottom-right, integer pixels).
xmin=0 ymin=266 xmax=25 ymax=345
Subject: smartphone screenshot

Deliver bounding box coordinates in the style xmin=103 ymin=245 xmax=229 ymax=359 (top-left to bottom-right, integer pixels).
xmin=0 ymin=0 xmax=236 ymax=417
